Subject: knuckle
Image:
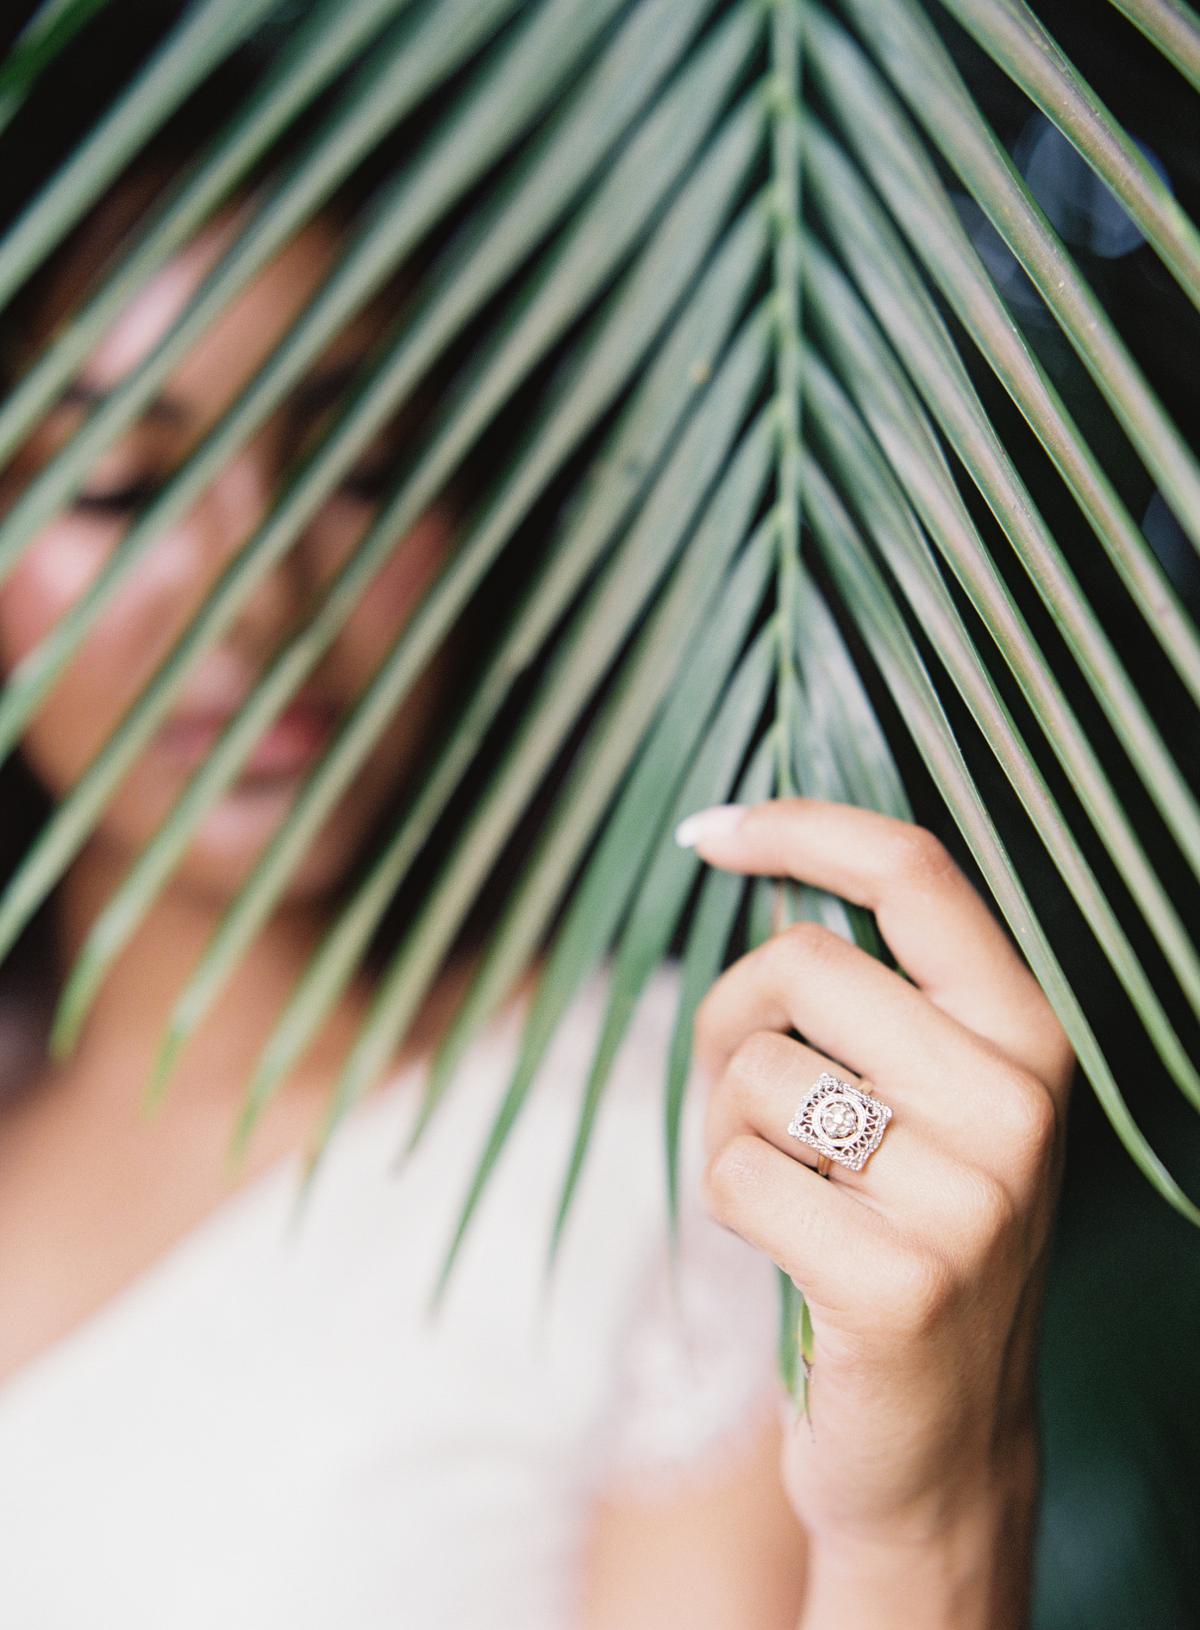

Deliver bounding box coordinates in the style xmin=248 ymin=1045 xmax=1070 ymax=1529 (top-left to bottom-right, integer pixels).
xmin=963 ymin=1166 xmax=1019 ymax=1246
xmin=889 ymin=824 xmax=955 ymax=886
xmin=889 ymin=1248 xmax=957 ymax=1333
xmin=777 ymin=918 xmax=840 ymax=966
xmin=700 ymin=1133 xmax=767 ymax=1220
xmin=725 ymin=1029 xmax=787 ymax=1105
xmin=1014 ymin=988 xmax=1076 ymax=1093
xmin=692 ymin=982 xmax=732 ymax=1073
xmin=997 ymin=1071 xmax=1058 ymax=1167
xmin=1040 ymin=1018 xmax=1076 ymax=1093
xmin=692 ymin=980 xmax=721 ymax=1046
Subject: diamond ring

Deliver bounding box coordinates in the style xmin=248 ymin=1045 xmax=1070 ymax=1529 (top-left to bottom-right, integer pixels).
xmin=787 ymin=1070 xmax=892 ymax=1178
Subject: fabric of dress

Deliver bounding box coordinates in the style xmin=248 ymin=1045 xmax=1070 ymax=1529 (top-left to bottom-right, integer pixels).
xmin=0 ymin=962 xmax=782 ymax=1628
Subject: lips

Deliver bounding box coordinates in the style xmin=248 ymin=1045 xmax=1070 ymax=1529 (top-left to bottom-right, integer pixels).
xmin=158 ymin=693 xmax=337 ymax=777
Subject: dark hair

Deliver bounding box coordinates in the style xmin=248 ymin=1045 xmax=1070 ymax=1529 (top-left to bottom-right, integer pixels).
xmin=0 ymin=1 xmax=569 ymax=1090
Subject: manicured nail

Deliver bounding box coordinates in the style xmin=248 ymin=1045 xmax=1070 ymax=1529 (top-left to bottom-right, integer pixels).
xmin=674 ymin=803 xmax=748 ymax=849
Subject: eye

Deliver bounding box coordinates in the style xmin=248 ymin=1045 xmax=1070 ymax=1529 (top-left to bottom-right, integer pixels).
xmin=338 ymin=462 xmax=392 ymax=504
xmin=72 ymin=478 xmax=161 ymax=516
xmin=70 ymin=462 xmax=393 ymax=519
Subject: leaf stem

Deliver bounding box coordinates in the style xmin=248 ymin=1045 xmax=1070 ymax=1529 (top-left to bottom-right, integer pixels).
xmin=770 ymin=0 xmax=802 ymax=797
xmin=769 ymin=0 xmax=811 ymax=1416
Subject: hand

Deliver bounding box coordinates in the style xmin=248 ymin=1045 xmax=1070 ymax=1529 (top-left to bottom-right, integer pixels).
xmin=679 ymin=798 xmax=1074 ymax=1552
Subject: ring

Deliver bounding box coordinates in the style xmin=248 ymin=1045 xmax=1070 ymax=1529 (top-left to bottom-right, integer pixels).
xmin=787 ymin=1070 xmax=893 ymax=1178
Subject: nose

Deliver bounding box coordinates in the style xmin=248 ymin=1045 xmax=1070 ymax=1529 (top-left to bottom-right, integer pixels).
xmin=187 ymin=437 xmax=309 ymax=654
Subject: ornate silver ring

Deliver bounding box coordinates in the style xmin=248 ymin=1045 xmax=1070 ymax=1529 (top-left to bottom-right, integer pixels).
xmin=787 ymin=1070 xmax=892 ymax=1178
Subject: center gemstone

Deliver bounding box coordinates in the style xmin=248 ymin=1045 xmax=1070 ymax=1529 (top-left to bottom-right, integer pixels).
xmin=819 ymin=1097 xmax=858 ymax=1141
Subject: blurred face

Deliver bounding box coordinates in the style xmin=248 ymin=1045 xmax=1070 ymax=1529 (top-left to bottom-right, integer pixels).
xmin=0 ymin=187 xmax=457 ymax=902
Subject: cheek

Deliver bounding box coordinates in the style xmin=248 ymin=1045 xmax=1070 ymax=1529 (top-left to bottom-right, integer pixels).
xmin=0 ymin=524 xmax=201 ymax=790
xmin=0 ymin=527 xmax=103 ymax=662
xmin=332 ymin=507 xmax=457 ymax=679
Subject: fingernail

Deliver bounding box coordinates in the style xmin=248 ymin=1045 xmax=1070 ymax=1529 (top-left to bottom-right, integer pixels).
xmin=674 ymin=803 xmax=748 ymax=849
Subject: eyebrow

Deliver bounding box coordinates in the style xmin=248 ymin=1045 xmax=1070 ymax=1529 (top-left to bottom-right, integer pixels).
xmin=57 ymin=359 xmax=365 ymax=426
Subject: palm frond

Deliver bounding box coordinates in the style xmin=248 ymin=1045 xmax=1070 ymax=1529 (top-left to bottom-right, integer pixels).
xmin=317 ymin=306 xmax=772 ymax=1171
xmin=0 ymin=0 xmax=280 ymax=306
xmin=802 ymin=110 xmax=1200 ymax=708
xmin=805 ymin=346 xmax=1200 ymax=1115
xmin=433 ymin=621 xmax=778 ymax=1305
xmin=942 ymin=0 xmax=1200 ymax=311
xmin=1107 ymin=0 xmax=1200 ymax=94
xmin=832 ymin=0 xmax=1200 ymax=553
xmin=0 ymin=0 xmax=110 ymax=136
xmin=0 ymin=0 xmax=412 ymax=462
xmin=802 ymin=451 xmax=1200 ymax=1228
xmin=229 ymin=195 xmax=770 ymax=1154
xmin=0 ymin=0 xmax=1197 ymax=1376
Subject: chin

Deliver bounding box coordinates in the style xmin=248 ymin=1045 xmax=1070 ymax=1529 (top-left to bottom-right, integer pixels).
xmin=79 ymin=767 xmax=381 ymax=908
xmin=180 ymin=789 xmax=385 ymax=903
xmin=167 ymin=831 xmax=357 ymax=906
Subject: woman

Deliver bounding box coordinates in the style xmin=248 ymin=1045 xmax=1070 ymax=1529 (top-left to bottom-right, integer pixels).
xmin=0 ymin=58 xmax=1074 ymax=1630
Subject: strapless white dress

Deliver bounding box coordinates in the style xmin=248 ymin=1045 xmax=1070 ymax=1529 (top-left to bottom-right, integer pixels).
xmin=0 ymin=963 xmax=781 ymax=1628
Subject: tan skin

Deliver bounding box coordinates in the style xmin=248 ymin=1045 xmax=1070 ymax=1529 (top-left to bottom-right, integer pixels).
xmin=0 ymin=188 xmax=1073 ymax=1627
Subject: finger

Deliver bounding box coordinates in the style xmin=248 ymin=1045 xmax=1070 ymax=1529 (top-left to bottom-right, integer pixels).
xmin=702 ymin=1131 xmax=926 ymax=1327
xmin=706 ymin=1029 xmax=1019 ymax=1235
xmin=694 ymin=917 xmax=1038 ymax=1133
xmin=677 ymin=798 xmax=1071 ymax=1091
xmin=708 ymin=1028 xmax=927 ymax=1190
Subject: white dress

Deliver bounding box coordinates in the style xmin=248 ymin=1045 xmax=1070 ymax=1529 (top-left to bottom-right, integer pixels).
xmin=0 ymin=963 xmax=782 ymax=1628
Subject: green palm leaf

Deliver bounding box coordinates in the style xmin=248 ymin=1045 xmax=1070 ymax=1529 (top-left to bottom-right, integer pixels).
xmin=802 ymin=451 xmax=1200 ymax=1228
xmin=943 ymin=0 xmax=1200 ymax=312
xmin=1 ymin=0 xmax=1198 ymax=1423
xmin=317 ymin=308 xmax=772 ymax=1171
xmin=835 ymin=0 xmax=1200 ymax=554
xmin=230 ymin=196 xmax=769 ymax=1153
xmin=433 ymin=621 xmax=778 ymax=1306
xmin=805 ymin=252 xmax=1200 ymax=1038
xmin=0 ymin=0 xmax=281 ymax=307
xmin=47 ymin=0 xmax=749 ymax=1054
xmin=0 ymin=0 xmax=110 ymax=135
xmin=0 ymin=0 xmax=416 ymax=465
xmin=1110 ymin=0 xmax=1200 ymax=92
